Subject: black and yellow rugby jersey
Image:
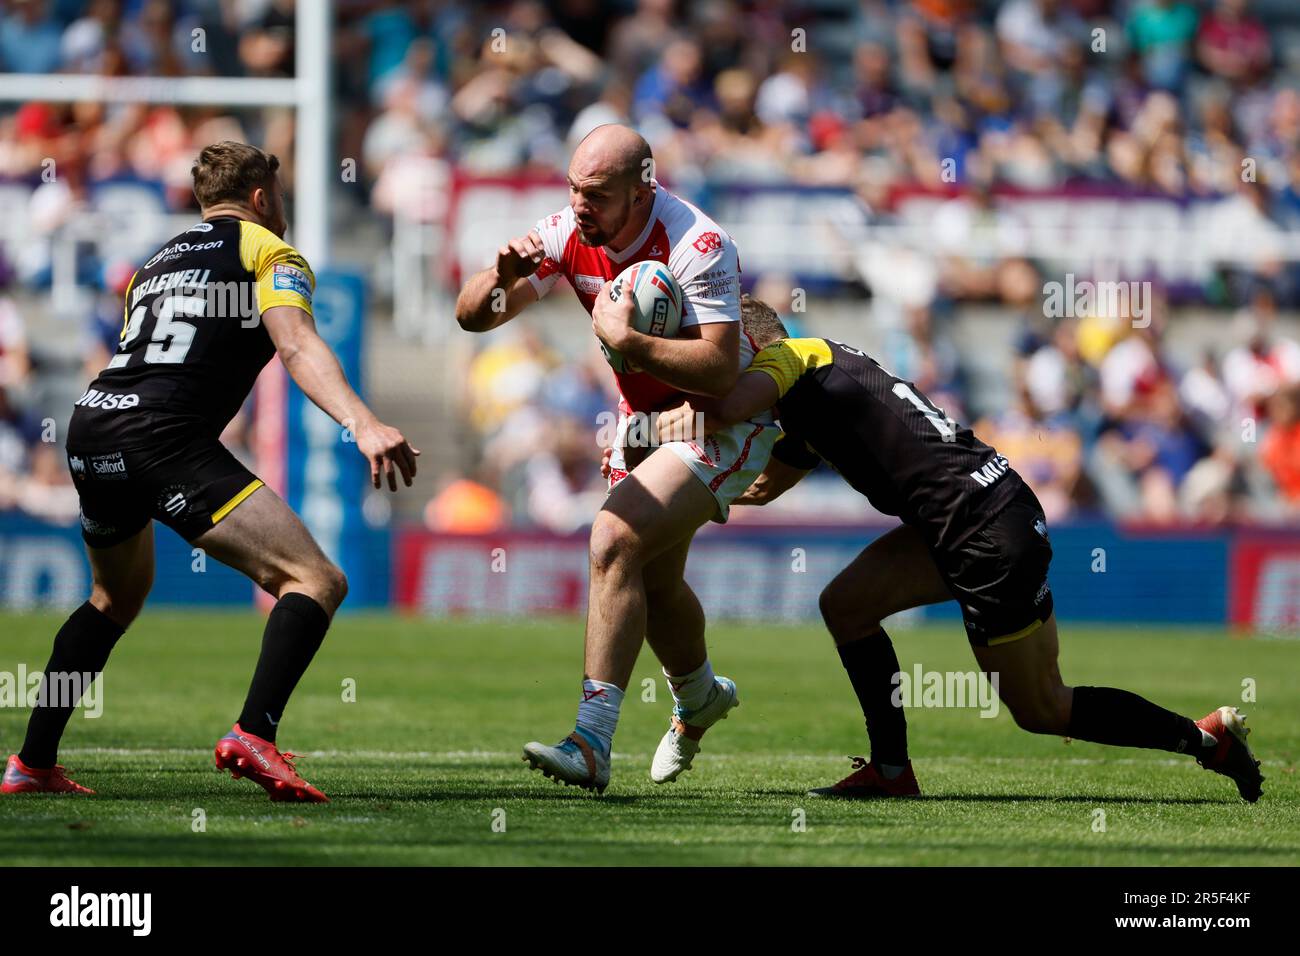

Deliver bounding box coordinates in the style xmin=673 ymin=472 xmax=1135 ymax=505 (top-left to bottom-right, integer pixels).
xmin=751 ymin=337 xmax=1024 ymax=554
xmin=74 ymin=215 xmax=314 ymax=444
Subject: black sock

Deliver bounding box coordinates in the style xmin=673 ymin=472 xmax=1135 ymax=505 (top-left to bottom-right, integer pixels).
xmin=19 ymin=602 xmax=124 ymax=768
xmin=1067 ymin=686 xmax=1204 ymax=754
xmin=237 ymin=592 xmax=330 ymax=741
xmin=836 ymin=628 xmax=908 ymax=766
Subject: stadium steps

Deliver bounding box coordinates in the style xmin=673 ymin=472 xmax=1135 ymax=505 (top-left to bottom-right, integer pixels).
xmin=363 ymin=318 xmax=478 ymax=520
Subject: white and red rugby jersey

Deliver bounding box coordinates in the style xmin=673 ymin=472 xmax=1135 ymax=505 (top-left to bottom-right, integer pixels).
xmin=526 ymin=185 xmax=754 ymax=413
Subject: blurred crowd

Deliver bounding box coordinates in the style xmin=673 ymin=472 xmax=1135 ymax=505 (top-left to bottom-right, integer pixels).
xmin=3 ymin=0 xmax=1300 ymax=528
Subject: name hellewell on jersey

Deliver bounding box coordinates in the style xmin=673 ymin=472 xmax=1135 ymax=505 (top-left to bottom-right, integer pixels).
xmin=130 ymin=269 xmax=213 ymax=305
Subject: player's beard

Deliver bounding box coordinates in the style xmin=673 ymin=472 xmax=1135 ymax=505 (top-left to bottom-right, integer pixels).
xmin=575 ymin=197 xmax=630 ymax=248
xmin=576 ymin=223 xmax=611 ymax=247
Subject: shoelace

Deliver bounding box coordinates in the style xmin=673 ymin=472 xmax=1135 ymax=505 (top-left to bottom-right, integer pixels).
xmin=836 ymin=756 xmax=875 ymax=787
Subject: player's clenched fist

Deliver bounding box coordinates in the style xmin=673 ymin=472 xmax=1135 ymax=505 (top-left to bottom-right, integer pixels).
xmin=495 ymin=229 xmax=546 ymax=283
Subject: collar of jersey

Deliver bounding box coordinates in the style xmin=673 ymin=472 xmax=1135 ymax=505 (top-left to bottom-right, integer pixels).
xmin=603 ymin=184 xmax=663 ymax=265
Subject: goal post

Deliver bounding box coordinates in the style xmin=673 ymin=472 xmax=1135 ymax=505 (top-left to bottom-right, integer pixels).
xmin=0 ymin=0 xmax=333 ymax=266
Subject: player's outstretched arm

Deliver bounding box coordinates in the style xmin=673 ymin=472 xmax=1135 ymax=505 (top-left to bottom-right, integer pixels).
xmin=655 ymin=370 xmax=781 ymax=443
xmin=263 ymin=304 xmax=420 ymax=491
xmin=733 ymin=458 xmax=810 ymax=506
xmin=455 ymin=229 xmax=544 ymax=333
xmin=655 ymin=369 xmax=774 ymax=439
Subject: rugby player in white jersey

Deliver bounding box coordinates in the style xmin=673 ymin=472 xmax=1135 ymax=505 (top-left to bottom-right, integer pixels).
xmin=456 ymin=125 xmax=778 ymax=791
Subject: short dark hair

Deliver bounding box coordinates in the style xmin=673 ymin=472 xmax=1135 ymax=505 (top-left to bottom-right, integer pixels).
xmin=191 ymin=141 xmax=279 ymax=208
xmin=740 ymin=295 xmax=788 ymax=349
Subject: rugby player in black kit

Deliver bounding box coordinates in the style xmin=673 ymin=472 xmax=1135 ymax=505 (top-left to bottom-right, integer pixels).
xmin=654 ymin=298 xmax=1263 ymax=803
xmin=2 ymin=142 xmax=419 ymax=802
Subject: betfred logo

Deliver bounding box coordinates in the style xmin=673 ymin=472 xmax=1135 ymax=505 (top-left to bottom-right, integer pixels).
xmin=692 ymin=231 xmax=722 ymax=254
xmin=649 ymin=298 xmax=670 ymax=335
xmin=75 ymin=388 xmax=140 ymax=411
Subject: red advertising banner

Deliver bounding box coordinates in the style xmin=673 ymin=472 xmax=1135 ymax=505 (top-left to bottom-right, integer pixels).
xmin=1230 ymin=534 xmax=1300 ymax=633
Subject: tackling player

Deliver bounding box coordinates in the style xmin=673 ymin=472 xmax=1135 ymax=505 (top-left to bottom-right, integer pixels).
xmin=456 ymin=125 xmax=778 ymax=791
xmin=1 ymin=142 xmax=419 ymax=803
xmin=653 ymin=298 xmax=1264 ymax=803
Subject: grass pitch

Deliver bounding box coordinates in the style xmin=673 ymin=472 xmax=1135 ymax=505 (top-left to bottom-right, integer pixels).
xmin=0 ymin=611 xmax=1296 ymax=866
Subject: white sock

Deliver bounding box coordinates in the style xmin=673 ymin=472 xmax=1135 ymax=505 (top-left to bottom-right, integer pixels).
xmin=665 ymin=659 xmax=715 ymax=713
xmin=575 ymin=679 xmax=623 ymax=756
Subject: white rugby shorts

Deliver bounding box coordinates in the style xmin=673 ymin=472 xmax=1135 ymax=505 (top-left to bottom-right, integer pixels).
xmin=606 ymin=412 xmax=778 ymax=522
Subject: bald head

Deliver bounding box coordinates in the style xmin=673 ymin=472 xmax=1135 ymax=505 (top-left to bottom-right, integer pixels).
xmin=572 ymin=124 xmax=653 ymax=189
xmin=567 ymin=125 xmax=655 ymax=249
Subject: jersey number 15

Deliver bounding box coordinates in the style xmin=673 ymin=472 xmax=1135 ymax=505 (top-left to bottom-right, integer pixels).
xmin=111 ymin=296 xmax=202 ymax=368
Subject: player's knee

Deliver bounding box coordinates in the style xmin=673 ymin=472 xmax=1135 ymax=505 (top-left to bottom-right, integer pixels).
xmin=263 ymin=559 xmax=346 ymax=615
xmin=89 ymin=582 xmax=148 ymax=629
xmin=588 ymin=512 xmax=640 ymax=579
xmin=306 ymin=562 xmax=347 ymax=614
xmin=1007 ymin=692 xmax=1069 ymax=735
xmin=819 ymin=582 xmax=878 ymax=636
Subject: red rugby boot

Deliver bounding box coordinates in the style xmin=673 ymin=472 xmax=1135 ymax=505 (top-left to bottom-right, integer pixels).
xmin=214 ymin=724 xmax=329 ymax=803
xmin=807 ymin=756 xmax=921 ymax=799
xmin=1194 ymin=706 xmax=1263 ymax=803
xmin=2 ymin=754 xmax=95 ymax=795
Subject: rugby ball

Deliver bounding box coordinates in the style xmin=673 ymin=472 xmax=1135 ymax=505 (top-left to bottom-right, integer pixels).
xmin=602 ymin=260 xmax=683 ymax=373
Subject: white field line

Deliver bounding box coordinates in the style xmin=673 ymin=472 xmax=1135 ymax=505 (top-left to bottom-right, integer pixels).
xmin=49 ymin=747 xmax=1274 ymax=768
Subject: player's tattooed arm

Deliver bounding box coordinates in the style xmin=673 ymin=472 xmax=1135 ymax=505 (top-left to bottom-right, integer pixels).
xmin=455 ymin=229 xmax=544 ymax=332
xmin=263 ymin=305 xmax=421 ymax=491
xmin=733 ymin=458 xmax=810 ymax=506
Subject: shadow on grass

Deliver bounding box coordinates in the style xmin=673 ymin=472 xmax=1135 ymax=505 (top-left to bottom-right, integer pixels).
xmin=742 ymin=788 xmax=1235 ymax=805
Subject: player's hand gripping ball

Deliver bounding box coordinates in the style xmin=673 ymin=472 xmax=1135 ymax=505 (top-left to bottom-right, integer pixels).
xmin=600 ymin=261 xmax=684 ymax=373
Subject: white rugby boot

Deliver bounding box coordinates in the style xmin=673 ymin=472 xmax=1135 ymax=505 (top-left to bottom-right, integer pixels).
xmin=651 ymin=676 xmax=739 ymax=783
xmin=523 ymin=733 xmax=610 ymax=794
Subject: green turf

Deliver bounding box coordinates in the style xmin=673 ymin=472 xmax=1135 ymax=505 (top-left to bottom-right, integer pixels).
xmin=0 ymin=611 xmax=1296 ymax=866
